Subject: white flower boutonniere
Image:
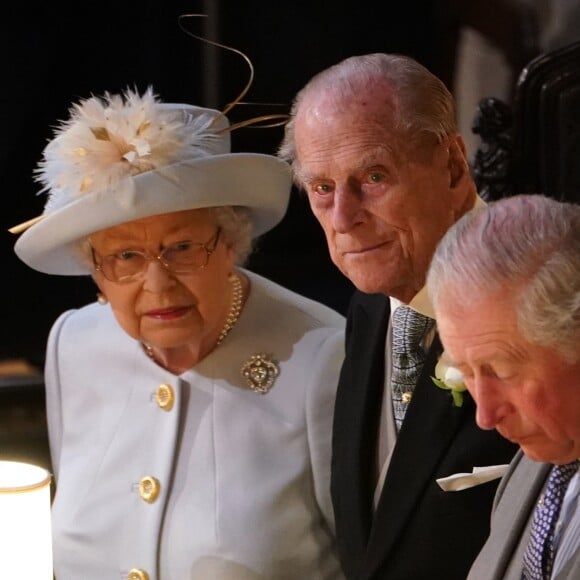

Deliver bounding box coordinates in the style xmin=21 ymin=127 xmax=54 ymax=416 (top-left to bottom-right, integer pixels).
xmin=431 ymin=354 xmax=467 ymax=407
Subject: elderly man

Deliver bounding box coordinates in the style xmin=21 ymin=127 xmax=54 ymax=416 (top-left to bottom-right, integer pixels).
xmin=427 ymin=193 xmax=580 ymax=580
xmin=279 ymin=53 xmax=517 ymax=579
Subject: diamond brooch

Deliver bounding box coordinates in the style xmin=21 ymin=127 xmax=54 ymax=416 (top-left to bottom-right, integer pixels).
xmin=241 ymin=353 xmax=279 ymax=394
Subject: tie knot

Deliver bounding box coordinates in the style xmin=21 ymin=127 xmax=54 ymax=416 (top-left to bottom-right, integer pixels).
xmin=392 ymin=306 xmax=434 ymax=355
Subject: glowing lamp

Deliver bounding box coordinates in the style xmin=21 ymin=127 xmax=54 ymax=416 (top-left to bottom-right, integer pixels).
xmin=0 ymin=460 xmax=53 ymax=579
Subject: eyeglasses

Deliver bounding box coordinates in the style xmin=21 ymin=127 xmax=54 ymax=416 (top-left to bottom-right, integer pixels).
xmin=92 ymin=227 xmax=221 ymax=284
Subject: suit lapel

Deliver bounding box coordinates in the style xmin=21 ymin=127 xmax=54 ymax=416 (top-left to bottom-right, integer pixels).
xmin=331 ymin=293 xmax=390 ymax=571
xmin=488 ymin=454 xmax=551 ymax=580
xmin=364 ymin=334 xmax=475 ymax=574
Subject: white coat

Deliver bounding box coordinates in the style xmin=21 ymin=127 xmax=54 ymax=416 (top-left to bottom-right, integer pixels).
xmin=45 ymin=269 xmax=346 ymax=580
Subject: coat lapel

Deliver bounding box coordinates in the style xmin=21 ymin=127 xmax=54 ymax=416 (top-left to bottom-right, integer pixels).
xmin=364 ymin=334 xmax=475 ymax=575
xmin=483 ymin=454 xmax=550 ymax=580
xmin=331 ymin=293 xmax=390 ymax=573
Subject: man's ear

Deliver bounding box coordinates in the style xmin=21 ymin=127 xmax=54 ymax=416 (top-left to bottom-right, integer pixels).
xmin=448 ymin=134 xmax=470 ymax=189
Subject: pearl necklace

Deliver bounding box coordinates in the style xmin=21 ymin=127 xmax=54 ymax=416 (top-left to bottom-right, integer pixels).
xmin=216 ymin=272 xmax=243 ymax=346
xmin=142 ymin=273 xmax=244 ymax=362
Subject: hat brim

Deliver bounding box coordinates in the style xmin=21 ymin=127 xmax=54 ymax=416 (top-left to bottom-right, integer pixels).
xmin=15 ymin=153 xmax=291 ymax=275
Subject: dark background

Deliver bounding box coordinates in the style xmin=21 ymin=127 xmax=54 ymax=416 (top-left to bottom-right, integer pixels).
xmin=0 ymin=1 xmax=533 ymax=367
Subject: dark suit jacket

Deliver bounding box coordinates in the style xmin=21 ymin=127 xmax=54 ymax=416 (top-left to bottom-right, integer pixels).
xmin=331 ymin=291 xmax=519 ymax=580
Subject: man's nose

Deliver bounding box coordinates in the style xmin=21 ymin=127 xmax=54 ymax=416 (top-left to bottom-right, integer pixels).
xmin=472 ymin=378 xmax=510 ymax=430
xmin=332 ymin=182 xmax=363 ymax=232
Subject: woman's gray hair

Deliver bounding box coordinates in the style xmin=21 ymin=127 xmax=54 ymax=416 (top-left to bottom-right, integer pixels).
xmin=427 ymin=194 xmax=580 ymax=363
xmin=210 ymin=206 xmax=254 ymax=265
xmin=76 ymin=205 xmax=255 ymax=270
xmin=278 ymin=52 xmax=457 ymax=174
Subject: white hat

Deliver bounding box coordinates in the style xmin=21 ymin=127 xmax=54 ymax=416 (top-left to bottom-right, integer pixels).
xmin=13 ymin=88 xmax=292 ymax=275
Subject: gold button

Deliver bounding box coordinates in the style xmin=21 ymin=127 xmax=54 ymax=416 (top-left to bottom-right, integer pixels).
xmin=155 ymin=384 xmax=174 ymax=411
xmin=138 ymin=476 xmax=160 ymax=503
xmin=402 ymin=392 xmax=413 ymax=404
xmin=128 ymin=569 xmax=149 ymax=580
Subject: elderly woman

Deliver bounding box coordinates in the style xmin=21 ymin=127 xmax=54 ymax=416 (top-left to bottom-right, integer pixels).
xmin=12 ymin=89 xmax=346 ymax=580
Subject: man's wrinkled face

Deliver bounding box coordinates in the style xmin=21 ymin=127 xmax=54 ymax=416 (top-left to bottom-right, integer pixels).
xmin=293 ymin=92 xmax=469 ymax=302
xmin=436 ymin=294 xmax=580 ymax=465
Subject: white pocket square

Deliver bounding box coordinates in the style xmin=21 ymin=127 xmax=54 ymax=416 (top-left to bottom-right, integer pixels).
xmin=436 ymin=464 xmax=510 ymax=491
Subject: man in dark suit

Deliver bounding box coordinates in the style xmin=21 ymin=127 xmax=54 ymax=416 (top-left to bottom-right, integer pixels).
xmin=428 ymin=194 xmax=580 ymax=580
xmin=278 ymin=53 xmax=518 ymax=579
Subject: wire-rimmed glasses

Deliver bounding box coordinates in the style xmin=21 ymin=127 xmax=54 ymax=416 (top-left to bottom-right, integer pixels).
xmin=91 ymin=227 xmax=221 ymax=284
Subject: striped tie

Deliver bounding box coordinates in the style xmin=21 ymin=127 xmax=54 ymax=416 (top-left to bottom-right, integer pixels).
xmin=390 ymin=305 xmax=435 ymax=431
xmin=522 ymin=460 xmax=580 ymax=579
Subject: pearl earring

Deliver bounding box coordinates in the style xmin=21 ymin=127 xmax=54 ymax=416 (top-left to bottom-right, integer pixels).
xmin=97 ymin=293 xmax=108 ymax=305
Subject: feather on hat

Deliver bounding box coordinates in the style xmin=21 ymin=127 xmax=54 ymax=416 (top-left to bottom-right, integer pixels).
xmin=13 ymin=87 xmax=291 ymax=275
